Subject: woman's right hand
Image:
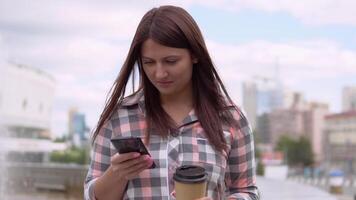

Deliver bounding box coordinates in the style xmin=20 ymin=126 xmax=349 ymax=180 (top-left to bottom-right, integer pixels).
xmin=93 ymin=152 xmax=152 ymax=200
xmin=110 ymin=152 xmax=154 ymax=181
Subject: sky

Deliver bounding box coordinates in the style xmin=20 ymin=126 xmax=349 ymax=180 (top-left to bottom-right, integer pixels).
xmin=1 ymin=0 xmax=356 ymax=138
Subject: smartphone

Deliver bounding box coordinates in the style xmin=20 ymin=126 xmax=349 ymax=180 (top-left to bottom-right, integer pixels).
xmin=111 ymin=136 xmax=156 ymax=168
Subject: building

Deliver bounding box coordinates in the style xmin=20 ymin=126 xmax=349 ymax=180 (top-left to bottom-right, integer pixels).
xmin=242 ymin=82 xmax=257 ymax=129
xmin=256 ymin=113 xmax=270 ymax=144
xmin=256 ymin=99 xmax=329 ymax=163
xmin=259 ymin=108 xmax=306 ymax=146
xmin=324 ymin=111 xmax=356 ymax=174
xmin=73 ymin=113 xmax=87 ymax=140
xmin=342 ymin=86 xmax=356 ymax=111
xmin=0 ymin=61 xmax=66 ymax=162
xmin=68 ymin=107 xmax=89 ymax=146
xmin=0 ymin=61 xmax=55 ymax=138
xmin=303 ymin=102 xmax=329 ymax=163
xmin=243 ymin=77 xmax=284 ymax=130
xmin=256 ymin=91 xmax=307 ymax=144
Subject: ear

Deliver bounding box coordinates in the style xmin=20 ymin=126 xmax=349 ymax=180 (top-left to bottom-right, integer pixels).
xmin=192 ymin=56 xmax=198 ymax=64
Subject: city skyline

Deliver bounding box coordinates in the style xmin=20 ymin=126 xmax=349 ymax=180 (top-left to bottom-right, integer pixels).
xmin=1 ymin=1 xmax=356 ymax=137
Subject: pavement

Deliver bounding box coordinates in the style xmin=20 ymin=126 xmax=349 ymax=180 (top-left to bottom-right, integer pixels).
xmin=334 ymin=194 xmax=354 ymax=200
xmin=1 ymin=176 xmax=352 ymax=200
xmin=258 ymin=176 xmax=339 ymax=200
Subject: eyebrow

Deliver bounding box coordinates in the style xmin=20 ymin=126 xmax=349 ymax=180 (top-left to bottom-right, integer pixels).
xmin=142 ymin=55 xmax=181 ymax=60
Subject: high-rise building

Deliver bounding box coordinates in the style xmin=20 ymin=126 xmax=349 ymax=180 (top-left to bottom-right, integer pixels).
xmin=303 ymin=102 xmax=329 ymax=163
xmin=324 ymin=111 xmax=356 ymax=174
xmin=73 ymin=113 xmax=87 ymax=140
xmin=68 ymin=107 xmax=78 ymax=139
xmin=242 ymin=82 xmax=257 ymax=129
xmin=68 ymin=108 xmax=89 ymax=145
xmin=256 ymin=100 xmax=329 ymax=164
xmin=342 ymin=86 xmax=356 ymax=111
xmin=260 ymin=109 xmax=305 ymax=146
xmin=256 ymin=77 xmax=284 ymax=115
xmin=243 ymin=76 xmax=285 ymax=130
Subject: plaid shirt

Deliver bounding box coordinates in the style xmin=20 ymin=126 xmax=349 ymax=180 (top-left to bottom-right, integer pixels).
xmin=84 ymin=90 xmax=259 ymax=200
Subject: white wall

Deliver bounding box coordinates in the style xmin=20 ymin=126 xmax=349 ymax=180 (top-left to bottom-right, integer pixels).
xmin=0 ymin=62 xmax=56 ymax=130
xmin=264 ymin=165 xmax=289 ymax=180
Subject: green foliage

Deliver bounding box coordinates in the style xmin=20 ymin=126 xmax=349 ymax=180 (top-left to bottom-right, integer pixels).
xmin=296 ymin=137 xmax=314 ymax=166
xmin=275 ymin=135 xmax=314 ymax=167
xmin=257 ymin=160 xmax=265 ymax=176
xmin=53 ymin=135 xmax=68 ymax=143
xmin=50 ymin=147 xmax=89 ymax=165
xmin=254 ymin=141 xmax=265 ymax=176
xmin=252 ymin=130 xmax=261 ymax=144
xmin=255 ymin=143 xmax=261 ymax=159
xmin=256 ymin=161 xmax=265 ymax=176
xmin=275 ymin=135 xmax=294 ymax=153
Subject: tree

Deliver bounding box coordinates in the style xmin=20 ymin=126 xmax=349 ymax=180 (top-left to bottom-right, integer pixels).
xmin=275 ymin=135 xmax=294 ymax=165
xmin=275 ymin=135 xmax=314 ymax=167
xmin=50 ymin=146 xmax=89 ymax=165
xmin=296 ymin=136 xmax=314 ymax=167
xmin=256 ymin=159 xmax=265 ymax=176
xmin=53 ymin=135 xmax=69 ymax=143
xmin=254 ymin=137 xmax=265 ymax=176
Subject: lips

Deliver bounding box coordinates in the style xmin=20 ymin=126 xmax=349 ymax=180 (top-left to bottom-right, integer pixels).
xmin=156 ymin=81 xmax=173 ymax=87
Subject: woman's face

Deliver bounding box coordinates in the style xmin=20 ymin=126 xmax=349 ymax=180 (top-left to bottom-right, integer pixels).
xmin=141 ymin=39 xmax=197 ymax=98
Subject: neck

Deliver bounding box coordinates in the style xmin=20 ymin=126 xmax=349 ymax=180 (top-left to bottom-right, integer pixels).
xmin=160 ymin=86 xmax=193 ymax=108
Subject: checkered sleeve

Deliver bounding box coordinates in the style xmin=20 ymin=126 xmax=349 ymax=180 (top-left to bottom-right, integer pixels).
xmin=225 ymin=108 xmax=260 ymax=200
xmin=84 ymin=120 xmax=114 ymax=200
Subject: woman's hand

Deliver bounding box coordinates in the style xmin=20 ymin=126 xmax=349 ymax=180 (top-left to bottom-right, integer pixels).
xmin=110 ymin=152 xmax=153 ymax=181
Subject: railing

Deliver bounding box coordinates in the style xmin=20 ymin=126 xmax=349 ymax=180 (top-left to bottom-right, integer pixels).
xmin=4 ymin=162 xmax=88 ymax=196
xmin=288 ymin=174 xmax=356 ymax=196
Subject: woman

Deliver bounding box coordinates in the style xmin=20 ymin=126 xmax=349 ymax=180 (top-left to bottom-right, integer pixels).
xmin=84 ymin=5 xmax=259 ymax=200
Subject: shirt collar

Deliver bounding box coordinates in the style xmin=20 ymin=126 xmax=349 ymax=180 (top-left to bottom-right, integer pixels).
xmin=121 ymin=89 xmax=144 ymax=106
xmin=179 ymin=109 xmax=198 ymax=128
xmin=120 ymin=89 xmax=199 ymax=127
xmin=120 ymin=89 xmax=145 ymax=115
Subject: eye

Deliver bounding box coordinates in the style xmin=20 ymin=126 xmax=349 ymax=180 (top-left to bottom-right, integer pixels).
xmin=165 ymin=59 xmax=177 ymax=64
xmin=143 ymin=60 xmax=154 ymax=65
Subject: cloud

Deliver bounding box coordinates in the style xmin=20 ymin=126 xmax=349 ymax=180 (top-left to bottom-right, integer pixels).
xmin=1 ymin=1 xmax=355 ymax=136
xmin=0 ymin=0 xmax=154 ymax=136
xmin=3 ymin=0 xmax=355 ymax=28
xmin=207 ymin=39 xmax=356 ymax=86
xmin=237 ymin=0 xmax=356 ymax=26
xmin=0 ymin=0 xmax=152 ymax=39
xmin=203 ymin=38 xmax=356 ymax=111
xmin=21 ymin=36 xmax=356 ymax=136
xmin=160 ymin=0 xmax=356 ymax=26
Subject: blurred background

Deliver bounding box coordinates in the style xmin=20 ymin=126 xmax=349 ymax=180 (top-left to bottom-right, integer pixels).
xmin=0 ymin=0 xmax=356 ymax=199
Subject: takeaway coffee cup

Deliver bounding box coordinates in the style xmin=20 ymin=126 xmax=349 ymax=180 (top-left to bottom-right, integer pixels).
xmin=173 ymin=165 xmax=207 ymax=200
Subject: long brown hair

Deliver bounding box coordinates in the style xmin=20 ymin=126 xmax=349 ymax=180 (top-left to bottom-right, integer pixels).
xmin=92 ymin=5 xmax=238 ymax=152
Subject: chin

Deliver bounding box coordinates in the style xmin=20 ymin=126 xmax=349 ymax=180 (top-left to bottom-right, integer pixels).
xmin=156 ymin=88 xmax=175 ymax=96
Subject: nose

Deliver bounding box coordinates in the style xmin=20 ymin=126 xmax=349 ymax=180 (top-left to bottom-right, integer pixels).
xmin=155 ymin=64 xmax=168 ymax=79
